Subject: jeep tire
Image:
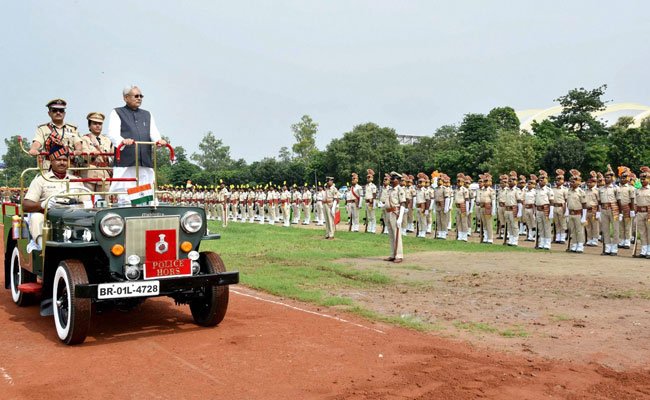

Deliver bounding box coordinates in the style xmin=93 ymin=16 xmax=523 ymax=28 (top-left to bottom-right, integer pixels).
xmin=190 ymin=252 xmax=229 ymax=326
xmin=52 ymin=260 xmax=91 ymax=345
xmin=9 ymin=246 xmax=36 ymax=306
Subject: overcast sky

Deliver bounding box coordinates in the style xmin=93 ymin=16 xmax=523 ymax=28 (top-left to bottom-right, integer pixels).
xmin=1 ymin=0 xmax=648 ymax=162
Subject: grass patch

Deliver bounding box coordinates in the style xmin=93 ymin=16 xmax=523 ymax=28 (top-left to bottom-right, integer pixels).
xmin=548 ymin=314 xmax=573 ymax=322
xmin=499 ymin=326 xmax=531 ymax=338
xmin=344 ymin=306 xmax=444 ymax=332
xmin=604 ymin=289 xmax=650 ymax=299
xmin=322 ymin=296 xmax=355 ymax=306
xmin=453 ymin=321 xmax=498 ymax=334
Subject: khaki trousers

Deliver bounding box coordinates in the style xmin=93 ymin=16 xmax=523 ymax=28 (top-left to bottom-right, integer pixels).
xmin=269 ymin=204 xmax=276 ymax=221
xmin=455 ymin=205 xmax=468 ymax=233
xmin=497 ymin=207 xmax=506 ymax=231
xmin=407 ymin=206 xmax=414 ymax=224
xmin=218 ymin=204 xmax=228 ymax=227
xmin=636 ymin=212 xmax=650 ymax=246
xmin=386 ymin=210 xmax=403 ymax=258
xmin=479 ymin=208 xmax=493 ymax=239
xmin=504 ymin=210 xmax=517 ymax=238
xmin=619 ymin=215 xmax=633 ymax=239
xmin=315 ymin=202 xmax=323 ymax=221
xmin=283 ymin=204 xmax=291 ymax=221
xmin=600 ymin=209 xmax=619 ymax=244
xmin=231 ymin=203 xmax=238 ymax=220
xmin=248 ymin=203 xmax=255 ymax=219
xmin=302 ymin=203 xmax=310 ymax=221
xmin=416 ymin=206 xmax=427 ymax=233
xmin=350 ymin=202 xmax=359 ymax=226
xmin=586 ymin=210 xmax=599 ymax=239
xmin=366 ymin=202 xmax=375 ymax=226
xmin=523 ymin=208 xmax=534 ymax=233
xmin=568 ymin=214 xmax=585 ymax=243
xmin=553 ymin=205 xmax=567 ymax=231
xmin=535 ymin=211 xmax=552 ymax=238
xmin=28 ymin=213 xmax=44 ymax=243
xmin=323 ymin=203 xmax=335 ymax=238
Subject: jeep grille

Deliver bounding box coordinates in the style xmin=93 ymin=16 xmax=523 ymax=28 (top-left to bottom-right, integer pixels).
xmin=125 ymin=216 xmax=180 ymax=262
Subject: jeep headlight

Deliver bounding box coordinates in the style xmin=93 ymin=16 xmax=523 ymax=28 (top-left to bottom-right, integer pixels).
xmin=100 ymin=213 xmax=124 ymax=237
xmin=181 ymin=211 xmax=203 ymax=233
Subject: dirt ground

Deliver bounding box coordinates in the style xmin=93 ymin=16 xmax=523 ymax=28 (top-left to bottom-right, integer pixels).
xmin=2 ymin=226 xmax=650 ymax=399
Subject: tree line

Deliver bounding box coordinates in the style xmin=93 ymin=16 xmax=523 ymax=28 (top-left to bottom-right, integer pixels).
xmin=3 ymin=85 xmax=649 ymax=188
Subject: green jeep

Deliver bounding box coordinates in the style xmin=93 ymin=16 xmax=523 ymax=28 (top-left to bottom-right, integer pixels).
xmin=3 ymin=140 xmax=238 ymax=345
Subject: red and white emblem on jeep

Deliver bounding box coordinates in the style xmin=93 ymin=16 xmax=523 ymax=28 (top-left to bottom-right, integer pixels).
xmin=155 ymin=234 xmax=169 ymax=254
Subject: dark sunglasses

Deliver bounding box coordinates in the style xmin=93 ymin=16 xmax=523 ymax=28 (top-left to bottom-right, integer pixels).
xmin=130 ymin=94 xmax=144 ymax=99
xmin=50 ymin=108 xmax=66 ymax=113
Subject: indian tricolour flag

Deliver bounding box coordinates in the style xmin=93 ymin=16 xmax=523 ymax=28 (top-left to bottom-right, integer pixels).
xmin=127 ymin=184 xmax=154 ymax=205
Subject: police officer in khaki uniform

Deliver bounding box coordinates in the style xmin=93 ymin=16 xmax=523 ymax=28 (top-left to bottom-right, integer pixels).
xmin=535 ymin=170 xmax=554 ymax=250
xmin=465 ymin=175 xmax=475 ymax=238
xmin=522 ymin=175 xmax=537 ymax=242
xmin=383 ymin=172 xmax=407 ymax=262
xmin=634 ymin=167 xmax=650 ymax=258
xmin=348 ymin=174 xmax=362 ymax=231
xmin=364 ymin=170 xmax=378 ymax=234
xmin=478 ymin=173 xmax=496 ymax=244
xmin=496 ymin=174 xmax=508 ymax=239
xmin=552 ymin=169 xmax=569 ymax=243
xmin=79 ymin=112 xmax=114 ymax=194
xmin=599 ymin=165 xmax=620 ymax=256
xmin=454 ymin=173 xmax=470 ymax=241
xmin=617 ymin=167 xmax=635 ymax=249
xmin=29 ymin=99 xmax=83 ymax=170
xmin=379 ymin=174 xmax=391 ymax=234
xmin=218 ymin=182 xmax=230 ymax=227
xmin=503 ymin=171 xmax=523 ymax=246
xmin=584 ymin=171 xmax=600 ymax=246
xmin=415 ymin=173 xmax=430 ymax=238
xmin=23 ymin=136 xmax=88 ymax=251
xmin=566 ymin=170 xmax=587 ymax=253
xmin=323 ymin=177 xmax=340 ymax=239
xmin=301 ymin=185 xmax=312 ymax=225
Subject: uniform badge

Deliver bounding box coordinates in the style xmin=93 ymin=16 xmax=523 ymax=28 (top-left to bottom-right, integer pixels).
xmin=155 ymin=233 xmax=169 ymax=254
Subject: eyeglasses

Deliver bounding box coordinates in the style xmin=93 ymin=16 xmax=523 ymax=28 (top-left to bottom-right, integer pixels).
xmin=129 ymin=94 xmax=144 ymax=99
xmin=50 ymin=108 xmax=66 ymax=113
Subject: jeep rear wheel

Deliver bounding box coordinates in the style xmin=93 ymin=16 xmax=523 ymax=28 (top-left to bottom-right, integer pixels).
xmin=52 ymin=260 xmax=91 ymax=345
xmin=10 ymin=246 xmax=36 ymax=306
xmin=190 ymin=252 xmax=229 ymax=326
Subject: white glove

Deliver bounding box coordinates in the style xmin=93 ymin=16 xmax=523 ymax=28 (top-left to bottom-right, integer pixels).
xmin=491 ymin=200 xmax=496 ymax=216
xmin=516 ymin=203 xmax=522 ymax=219
xmin=630 ymin=210 xmax=636 ymax=218
xmin=444 ymin=198 xmax=451 ymax=214
xmin=564 ymin=206 xmax=569 ymax=217
xmin=412 ymin=197 xmax=416 ymax=209
xmin=424 ymin=210 xmax=429 ymax=216
xmin=396 ymin=206 xmax=406 ymax=225
xmin=596 ymin=211 xmax=601 ymax=220
xmin=465 ymin=201 xmax=470 ymax=214
xmin=549 ymin=206 xmax=555 ymax=219
xmin=41 ymin=198 xmax=56 ymax=209
xmin=581 ymin=209 xmax=587 ymax=224
xmin=377 ymin=201 xmax=384 ymax=208
xmin=470 ymin=199 xmax=475 ymax=214
xmin=331 ymin=202 xmax=337 ymax=216
xmin=619 ymin=213 xmax=623 ymax=221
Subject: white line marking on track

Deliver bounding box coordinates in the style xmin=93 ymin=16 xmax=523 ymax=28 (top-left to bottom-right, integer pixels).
xmin=232 ymin=288 xmax=385 ymax=334
xmin=1 ymin=367 xmax=14 ymax=385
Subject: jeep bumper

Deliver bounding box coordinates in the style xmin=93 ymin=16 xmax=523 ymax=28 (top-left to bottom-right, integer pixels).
xmin=74 ymin=271 xmax=239 ymax=299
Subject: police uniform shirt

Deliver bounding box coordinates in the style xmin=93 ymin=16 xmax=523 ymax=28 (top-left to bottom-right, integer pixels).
xmin=364 ymin=182 xmax=377 ymax=201
xmin=534 ymin=185 xmax=554 ymax=206
xmin=618 ymin=183 xmax=634 ymax=205
xmin=33 ymin=122 xmax=81 ymax=150
xmin=567 ymin=187 xmax=586 ymax=210
xmin=385 ymin=185 xmax=406 ymax=209
xmin=24 ymin=171 xmax=87 ymax=203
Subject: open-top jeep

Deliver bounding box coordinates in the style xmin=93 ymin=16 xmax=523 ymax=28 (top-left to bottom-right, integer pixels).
xmin=3 ymin=140 xmax=238 ymax=345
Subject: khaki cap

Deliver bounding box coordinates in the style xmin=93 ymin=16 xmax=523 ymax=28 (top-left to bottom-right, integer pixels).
xmin=46 ymin=98 xmax=67 ymax=108
xmin=86 ymin=112 xmax=105 ymax=122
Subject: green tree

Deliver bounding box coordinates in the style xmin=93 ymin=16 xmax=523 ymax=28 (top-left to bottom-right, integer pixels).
xmin=488 ymin=106 xmax=520 ymax=131
xmin=608 ymin=123 xmax=650 ymax=173
xmin=540 ymin=137 xmax=586 ymax=174
xmin=291 ymin=115 xmax=318 ymax=166
xmin=323 ymin=123 xmax=402 ymax=186
xmin=487 ymin=130 xmax=537 ymax=177
xmin=457 ymin=114 xmax=498 ymax=176
xmin=2 ymin=135 xmax=38 ymax=187
xmin=191 ymin=131 xmax=233 ymax=171
xmin=551 ymin=84 xmax=608 ymax=140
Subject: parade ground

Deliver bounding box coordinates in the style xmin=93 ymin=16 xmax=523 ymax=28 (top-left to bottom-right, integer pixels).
xmin=2 ymin=221 xmax=650 ymax=399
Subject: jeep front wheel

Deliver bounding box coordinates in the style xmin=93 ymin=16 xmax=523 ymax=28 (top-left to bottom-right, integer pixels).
xmin=9 ymin=246 xmax=36 ymax=306
xmin=52 ymin=260 xmax=91 ymax=345
xmin=189 ymin=252 xmax=229 ymax=326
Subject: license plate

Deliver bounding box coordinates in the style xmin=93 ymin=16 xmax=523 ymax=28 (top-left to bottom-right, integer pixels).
xmin=97 ymin=281 xmax=160 ymax=299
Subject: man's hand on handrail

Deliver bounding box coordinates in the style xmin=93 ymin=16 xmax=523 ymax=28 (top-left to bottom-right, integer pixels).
xmin=122 ymin=139 xmax=135 ymax=146
xmin=156 ymin=139 xmax=167 ymax=147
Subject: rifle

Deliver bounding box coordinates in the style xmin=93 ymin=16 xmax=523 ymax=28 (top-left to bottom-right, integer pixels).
xmin=479 ymin=214 xmax=484 ymax=243
xmin=566 ymin=224 xmax=572 ymax=252
xmin=348 ymin=207 xmax=353 ymax=231
xmin=632 ymin=219 xmax=639 ymax=257
xmin=503 ymin=221 xmax=508 ymax=245
xmin=380 ymin=216 xmax=385 ymax=233
xmin=433 ymin=213 xmax=438 ymax=239
xmin=363 ymin=209 xmax=369 ymax=233
xmin=535 ymin=214 xmax=540 ymax=249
